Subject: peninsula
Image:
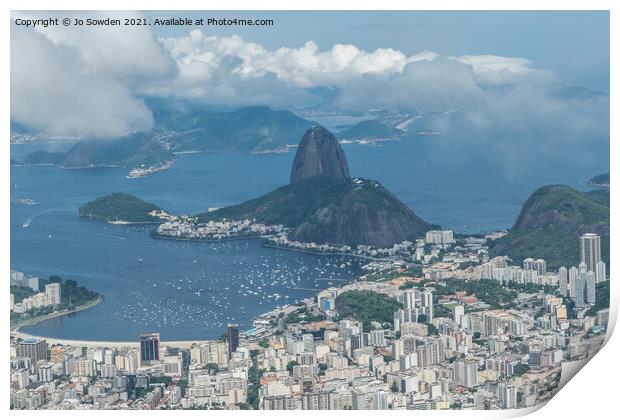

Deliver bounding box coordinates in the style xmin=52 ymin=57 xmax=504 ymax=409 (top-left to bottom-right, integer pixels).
xmin=79 ymin=193 xmax=171 ymax=224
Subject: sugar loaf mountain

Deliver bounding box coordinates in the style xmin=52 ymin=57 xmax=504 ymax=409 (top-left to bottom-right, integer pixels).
xmin=77 ymin=124 xmax=609 ymax=257
xmin=199 ymin=126 xmax=433 ymax=247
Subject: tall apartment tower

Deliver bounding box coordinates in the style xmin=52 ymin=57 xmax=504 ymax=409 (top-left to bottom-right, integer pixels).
xmin=17 ymin=338 xmax=47 ymax=364
xmin=454 ymin=358 xmax=478 ymax=388
xmin=580 ymin=233 xmax=601 ymax=272
xmin=558 ymin=267 xmax=568 ymax=297
xmin=45 ymin=283 xmax=61 ymax=306
xmin=140 ymin=333 xmax=160 ymax=363
xmin=227 ymin=323 xmax=239 ymax=358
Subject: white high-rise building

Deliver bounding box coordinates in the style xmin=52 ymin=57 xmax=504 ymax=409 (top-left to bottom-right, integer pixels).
xmin=578 ymin=262 xmax=588 ymax=275
xmin=573 ymin=275 xmax=586 ymax=307
xmin=535 ymin=259 xmax=547 ymax=275
xmin=523 ymin=258 xmax=546 ymax=275
xmin=403 ymin=290 xmax=418 ymax=310
xmin=580 ymin=233 xmax=601 ymax=272
xmin=585 ymin=271 xmax=596 ymax=304
xmin=558 ymin=267 xmax=568 ymax=297
xmin=370 ymin=330 xmax=386 ymax=347
xmin=523 ymin=258 xmax=535 ymax=271
xmin=595 ymin=260 xmax=607 ymax=283
xmin=425 ymin=230 xmax=455 ymax=245
xmin=453 ymin=305 xmax=465 ymax=324
xmin=499 ymin=383 xmax=517 ymax=409
xmin=454 ymin=358 xmax=478 ymax=388
xmin=420 ymin=290 xmax=433 ymax=308
xmin=568 ymin=266 xmax=579 ymax=298
xmin=372 ymin=390 xmax=389 ymax=410
xmin=45 ymin=283 xmax=61 ymax=306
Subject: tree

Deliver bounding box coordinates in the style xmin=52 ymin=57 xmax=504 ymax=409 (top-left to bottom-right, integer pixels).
xmin=286 ymin=361 xmax=299 ymax=374
xmin=203 ymin=363 xmax=219 ymax=373
xmin=390 ymin=381 xmax=399 ymax=393
xmin=335 ymin=290 xmax=401 ymax=329
xmin=318 ymin=363 xmax=328 ymax=375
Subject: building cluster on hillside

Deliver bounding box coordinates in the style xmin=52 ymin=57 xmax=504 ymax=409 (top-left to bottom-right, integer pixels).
xmin=155 ymin=217 xmax=284 ymax=241
xmin=10 ymin=232 xmax=609 ymax=410
xmin=266 ymin=233 xmax=417 ymax=260
xmin=10 ymin=271 xmax=61 ymax=315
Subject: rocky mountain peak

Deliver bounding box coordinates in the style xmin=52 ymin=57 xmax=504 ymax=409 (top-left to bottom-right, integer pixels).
xmin=290 ymin=126 xmax=351 ymax=184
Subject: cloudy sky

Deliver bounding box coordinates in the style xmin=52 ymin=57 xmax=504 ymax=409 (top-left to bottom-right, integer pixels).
xmin=10 ymin=10 xmax=609 ymax=146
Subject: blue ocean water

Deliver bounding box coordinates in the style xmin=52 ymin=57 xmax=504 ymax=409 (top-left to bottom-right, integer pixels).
xmin=10 ymin=134 xmax=603 ymax=341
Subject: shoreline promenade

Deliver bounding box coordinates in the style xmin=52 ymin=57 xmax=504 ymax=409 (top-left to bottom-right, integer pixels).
xmin=10 ymin=331 xmax=216 ymax=350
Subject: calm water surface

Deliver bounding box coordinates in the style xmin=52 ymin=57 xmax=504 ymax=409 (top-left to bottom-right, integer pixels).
xmin=10 ymin=134 xmax=601 ymax=340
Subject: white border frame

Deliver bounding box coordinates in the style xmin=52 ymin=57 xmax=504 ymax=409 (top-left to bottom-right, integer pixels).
xmin=2 ymin=2 xmax=616 ymax=419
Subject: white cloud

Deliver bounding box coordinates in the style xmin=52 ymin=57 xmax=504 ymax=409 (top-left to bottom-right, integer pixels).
xmin=450 ymin=54 xmax=555 ymax=86
xmin=158 ymin=31 xmax=439 ymax=96
xmin=15 ymin=11 xmax=176 ymax=86
xmin=154 ymin=30 xmax=565 ymax=112
xmin=10 ymin=11 xmax=176 ymax=138
xmin=10 ymin=23 xmax=607 ymax=154
xmin=11 ymin=27 xmax=155 ymax=138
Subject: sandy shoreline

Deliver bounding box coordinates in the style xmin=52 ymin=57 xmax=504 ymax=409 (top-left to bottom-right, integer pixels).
xmin=10 ymin=331 xmax=218 ymax=349
xmin=10 ymin=295 xmax=219 ymax=349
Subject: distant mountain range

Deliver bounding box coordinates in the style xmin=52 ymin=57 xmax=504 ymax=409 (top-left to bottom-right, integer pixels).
xmin=156 ymin=105 xmax=316 ymax=153
xmin=15 ymin=103 xmax=451 ymax=171
xmin=17 ymin=106 xmax=317 ymax=171
xmin=20 ymin=133 xmax=174 ymax=170
xmin=489 ymin=184 xmax=610 ymax=269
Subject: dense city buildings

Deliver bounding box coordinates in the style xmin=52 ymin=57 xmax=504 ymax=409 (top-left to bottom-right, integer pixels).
xmin=10 ymin=231 xmax=609 ymax=410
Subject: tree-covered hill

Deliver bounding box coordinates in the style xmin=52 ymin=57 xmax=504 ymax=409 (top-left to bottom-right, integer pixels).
xmin=335 ymin=290 xmax=401 ymax=331
xmin=79 ymin=192 xmax=164 ymax=223
xmin=489 ymin=185 xmax=610 ymax=269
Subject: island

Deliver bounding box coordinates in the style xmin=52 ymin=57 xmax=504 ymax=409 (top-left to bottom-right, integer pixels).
xmin=338 ymin=119 xmax=404 ymax=142
xmin=79 ymin=192 xmax=171 ymax=224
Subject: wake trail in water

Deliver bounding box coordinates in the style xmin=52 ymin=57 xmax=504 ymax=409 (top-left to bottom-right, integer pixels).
xmin=22 ymin=207 xmax=75 ymax=229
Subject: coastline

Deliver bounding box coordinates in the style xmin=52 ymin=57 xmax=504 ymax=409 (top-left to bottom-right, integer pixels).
xmin=10 ymin=330 xmax=216 ymax=350
xmin=78 ymin=214 xmax=162 ymax=225
xmin=587 ymin=181 xmax=610 ymax=189
xmin=150 ymin=230 xmax=265 ymax=243
xmin=260 ymin=241 xmax=389 ymax=261
xmin=11 ymin=295 xmax=104 ymax=333
xmin=151 ymin=231 xmax=390 ymax=262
